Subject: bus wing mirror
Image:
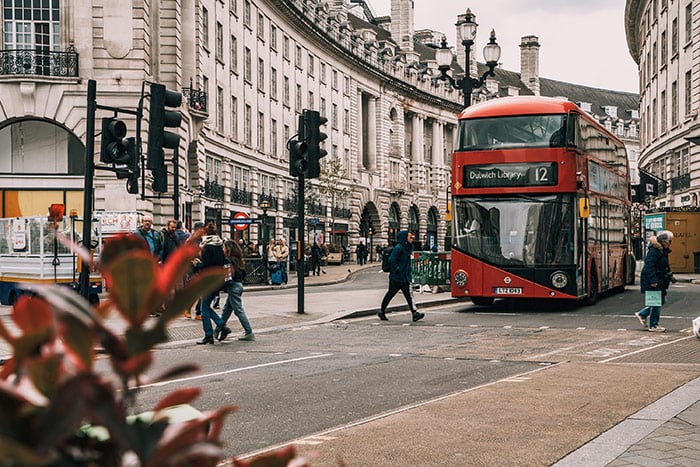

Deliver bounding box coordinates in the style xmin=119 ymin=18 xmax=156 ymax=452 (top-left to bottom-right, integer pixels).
xmin=579 ymin=197 xmax=590 ymax=218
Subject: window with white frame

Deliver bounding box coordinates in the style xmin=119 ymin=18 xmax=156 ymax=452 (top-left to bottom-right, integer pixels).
xmin=270 ymin=67 xmax=277 ymax=99
xmin=685 ymin=3 xmax=692 ymax=44
xmin=308 ymin=53 xmax=315 ymax=76
xmin=257 ymin=111 xmax=265 ymax=151
xmin=295 ymin=44 xmax=302 ymax=69
xmin=671 ymin=80 xmax=678 ymax=126
xmin=296 ymin=84 xmax=302 ymax=112
xmin=283 ymin=35 xmax=289 ymax=60
xmin=244 ymin=47 xmax=251 ymax=82
xmin=258 ymin=58 xmax=264 ymax=91
xmin=231 ymin=96 xmax=238 ymax=140
xmin=202 ymin=7 xmax=209 ymax=48
xmin=270 ymin=24 xmax=277 ymax=50
xmin=216 ymin=22 xmax=223 ymax=60
xmin=230 ymin=0 xmax=237 ymax=15
xmin=332 ymin=69 xmax=338 ymax=89
xmin=243 ymin=0 xmax=251 ymax=27
xmin=344 ymin=148 xmax=350 ymax=171
xmin=307 ymin=91 xmax=314 ymax=109
xmin=283 ymin=76 xmax=290 ymax=106
xmin=217 ymin=86 xmax=224 ymax=131
xmin=343 ymin=108 xmax=350 ymax=133
xmin=332 ymin=103 xmax=338 ymax=129
xmin=271 ymin=119 xmax=278 ymax=156
xmin=244 ymin=104 xmax=252 ymax=145
xmin=320 ymin=62 xmax=327 ymax=83
xmin=233 ymin=165 xmax=250 ymax=191
xmin=205 ymin=156 xmax=222 ymax=182
xmin=257 ymin=13 xmax=264 ymax=39
xmin=259 ymin=173 xmax=274 ymax=196
xmin=344 ymin=76 xmax=351 ymax=94
xmin=230 ymin=35 xmax=238 ymax=72
xmin=685 ymin=70 xmax=692 ymax=116
xmin=675 ymin=147 xmax=690 ymax=176
xmin=2 ymin=0 xmax=61 ymax=64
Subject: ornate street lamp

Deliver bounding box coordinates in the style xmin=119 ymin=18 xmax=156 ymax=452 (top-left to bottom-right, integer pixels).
xmin=435 ymin=10 xmax=501 ymax=108
xmin=259 ymin=199 xmax=270 ymax=283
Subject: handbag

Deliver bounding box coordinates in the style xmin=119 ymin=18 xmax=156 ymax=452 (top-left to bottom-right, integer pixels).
xmin=645 ymin=290 xmax=662 ymax=307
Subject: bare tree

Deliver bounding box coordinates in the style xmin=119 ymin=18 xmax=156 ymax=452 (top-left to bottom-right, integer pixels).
xmin=317 ymin=156 xmax=353 ymax=245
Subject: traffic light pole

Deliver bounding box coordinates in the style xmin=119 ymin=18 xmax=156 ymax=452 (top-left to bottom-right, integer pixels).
xmin=297 ymin=171 xmax=305 ymax=314
xmin=79 ymin=80 xmax=98 ymax=300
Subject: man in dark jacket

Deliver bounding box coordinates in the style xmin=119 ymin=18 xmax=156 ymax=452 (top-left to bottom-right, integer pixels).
xmin=161 ymin=220 xmax=181 ymax=262
xmin=194 ymin=222 xmax=226 ymax=344
xmin=635 ymin=230 xmax=674 ymax=332
xmin=378 ymin=230 xmax=424 ymax=322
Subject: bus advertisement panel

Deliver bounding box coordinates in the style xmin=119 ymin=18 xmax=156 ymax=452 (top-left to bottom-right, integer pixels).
xmin=450 ymin=96 xmax=634 ymax=306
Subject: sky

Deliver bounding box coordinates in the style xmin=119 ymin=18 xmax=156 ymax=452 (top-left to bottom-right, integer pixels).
xmin=367 ymin=0 xmax=639 ymax=94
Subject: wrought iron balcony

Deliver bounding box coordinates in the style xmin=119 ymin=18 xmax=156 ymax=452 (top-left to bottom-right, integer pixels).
xmin=670 ymin=173 xmax=690 ymax=192
xmin=332 ymin=206 xmax=352 ymax=219
xmin=183 ymin=85 xmax=208 ymax=113
xmin=308 ymin=202 xmax=327 ymax=216
xmin=0 ymin=47 xmax=79 ymax=77
xmin=258 ymin=192 xmax=278 ymax=210
xmin=203 ymin=178 xmax=224 ymax=200
xmin=231 ymin=186 xmax=252 ymax=205
xmin=283 ymin=197 xmax=297 ymax=212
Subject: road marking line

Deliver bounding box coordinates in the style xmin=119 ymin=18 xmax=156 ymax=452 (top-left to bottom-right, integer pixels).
xmin=599 ymin=335 xmax=694 ymax=363
xmin=134 ymin=353 xmax=333 ymax=389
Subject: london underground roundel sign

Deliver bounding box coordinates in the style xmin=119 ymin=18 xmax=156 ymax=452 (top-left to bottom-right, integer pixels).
xmin=231 ymin=211 xmax=252 ymax=231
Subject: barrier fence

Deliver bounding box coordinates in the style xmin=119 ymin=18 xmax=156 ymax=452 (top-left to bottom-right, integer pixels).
xmin=411 ymin=252 xmax=451 ymax=287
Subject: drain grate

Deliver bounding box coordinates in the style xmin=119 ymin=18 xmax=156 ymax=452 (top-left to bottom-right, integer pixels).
xmin=610 ymin=336 xmax=700 ymax=364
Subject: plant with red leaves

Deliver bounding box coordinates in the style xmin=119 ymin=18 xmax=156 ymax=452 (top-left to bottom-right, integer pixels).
xmin=0 ymin=231 xmax=309 ymax=466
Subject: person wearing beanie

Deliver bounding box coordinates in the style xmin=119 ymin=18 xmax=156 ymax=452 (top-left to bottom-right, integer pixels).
xmin=635 ymin=230 xmax=675 ymax=332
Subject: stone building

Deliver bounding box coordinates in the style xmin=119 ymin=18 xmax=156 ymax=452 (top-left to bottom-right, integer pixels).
xmin=625 ymin=0 xmax=699 ymax=208
xmin=0 ymin=0 xmax=639 ymax=253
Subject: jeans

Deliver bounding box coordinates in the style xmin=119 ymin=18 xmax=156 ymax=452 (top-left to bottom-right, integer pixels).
xmin=380 ymin=280 xmax=417 ymax=314
xmin=279 ymin=261 xmax=288 ymax=283
xmin=638 ymin=292 xmax=666 ymax=327
xmin=201 ymin=290 xmax=224 ymax=338
xmin=220 ymin=281 xmax=253 ymax=335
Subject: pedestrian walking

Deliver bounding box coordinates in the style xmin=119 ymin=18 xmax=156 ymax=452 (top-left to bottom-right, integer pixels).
xmin=635 ymin=230 xmax=675 ymax=332
xmin=134 ymin=215 xmax=164 ymax=261
xmin=194 ymin=222 xmax=226 ymax=344
xmin=378 ymin=230 xmax=424 ymax=322
xmin=274 ymin=238 xmax=290 ymax=284
xmin=161 ymin=219 xmax=181 ymax=263
xmin=184 ymin=221 xmax=205 ymax=320
xmin=174 ymin=220 xmax=190 ymax=244
xmin=311 ymin=240 xmax=322 ymax=276
xmin=217 ymin=240 xmax=255 ymax=342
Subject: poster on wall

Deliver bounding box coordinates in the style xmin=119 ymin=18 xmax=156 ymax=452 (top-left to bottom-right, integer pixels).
xmin=12 ymin=218 xmax=26 ymax=251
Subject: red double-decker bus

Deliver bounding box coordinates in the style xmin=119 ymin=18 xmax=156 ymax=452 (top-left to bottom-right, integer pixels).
xmin=450 ymin=96 xmax=635 ymax=305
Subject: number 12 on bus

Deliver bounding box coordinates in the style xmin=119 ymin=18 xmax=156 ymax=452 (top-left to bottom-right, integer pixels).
xmin=450 ymin=96 xmax=635 ymax=306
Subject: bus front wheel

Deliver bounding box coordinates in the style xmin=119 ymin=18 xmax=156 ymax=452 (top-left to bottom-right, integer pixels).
xmin=584 ymin=270 xmax=599 ymax=306
xmin=471 ymin=297 xmax=495 ymax=306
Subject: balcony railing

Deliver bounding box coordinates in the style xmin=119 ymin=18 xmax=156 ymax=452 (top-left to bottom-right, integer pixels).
xmin=203 ymin=178 xmax=224 ymax=200
xmin=283 ymin=197 xmax=297 ymax=212
xmin=258 ymin=192 xmax=278 ymax=210
xmin=332 ymin=206 xmax=352 ymax=219
xmin=670 ymin=173 xmax=690 ymax=192
xmin=308 ymin=202 xmax=327 ymax=216
xmin=183 ymin=86 xmax=208 ymax=113
xmin=231 ymin=186 xmax=252 ymax=205
xmin=0 ymin=47 xmax=79 ymax=77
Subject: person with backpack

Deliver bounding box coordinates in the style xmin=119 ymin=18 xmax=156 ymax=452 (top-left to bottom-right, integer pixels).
xmin=378 ymin=230 xmax=424 ymax=322
xmin=217 ymin=240 xmax=255 ymax=341
xmin=194 ymin=222 xmax=226 ymax=344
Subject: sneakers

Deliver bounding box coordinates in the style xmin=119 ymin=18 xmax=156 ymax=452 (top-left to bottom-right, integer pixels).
xmin=238 ymin=332 xmax=255 ymax=341
xmin=634 ymin=312 xmax=648 ymax=328
xmin=648 ymin=325 xmax=666 ymax=332
xmin=377 ymin=311 xmax=388 ymax=321
xmin=412 ymin=311 xmax=425 ymax=322
xmin=184 ymin=310 xmax=192 ymax=319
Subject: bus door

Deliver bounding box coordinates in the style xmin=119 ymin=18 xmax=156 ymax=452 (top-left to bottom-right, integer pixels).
xmin=600 ymin=201 xmax=610 ymax=290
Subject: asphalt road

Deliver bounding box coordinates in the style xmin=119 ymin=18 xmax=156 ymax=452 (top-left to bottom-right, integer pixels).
xmin=122 ymin=272 xmax=700 ymax=463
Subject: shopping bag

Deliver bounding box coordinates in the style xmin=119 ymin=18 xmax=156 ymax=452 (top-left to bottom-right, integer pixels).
xmin=692 ymin=316 xmax=700 ymax=339
xmin=645 ymin=290 xmax=662 ymax=307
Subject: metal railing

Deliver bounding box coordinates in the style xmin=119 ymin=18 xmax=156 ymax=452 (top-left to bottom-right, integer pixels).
xmin=231 ymin=186 xmax=252 ymax=205
xmin=203 ymin=179 xmax=224 ymax=200
xmin=0 ymin=48 xmax=79 ymax=77
xmin=183 ymin=86 xmax=208 ymax=112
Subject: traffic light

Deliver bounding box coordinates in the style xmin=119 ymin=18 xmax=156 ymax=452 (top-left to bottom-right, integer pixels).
xmin=99 ymin=117 xmax=130 ymax=164
xmin=115 ymin=137 xmax=139 ymax=194
xmin=147 ymin=83 xmax=182 ymax=171
xmin=303 ymin=110 xmax=328 ymax=179
xmin=152 ymin=166 xmax=168 ymax=193
xmin=289 ymin=114 xmax=308 ymax=177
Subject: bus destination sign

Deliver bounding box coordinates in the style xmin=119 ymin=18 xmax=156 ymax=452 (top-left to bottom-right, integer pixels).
xmin=463 ymin=162 xmax=558 ymax=188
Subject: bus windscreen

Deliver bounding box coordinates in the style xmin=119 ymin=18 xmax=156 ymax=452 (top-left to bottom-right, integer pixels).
xmin=453 ymin=194 xmax=574 ymax=267
xmin=457 ymin=115 xmax=566 ymax=151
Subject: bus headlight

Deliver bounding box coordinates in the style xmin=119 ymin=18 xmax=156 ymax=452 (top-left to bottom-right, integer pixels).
xmin=454 ymin=270 xmax=468 ymax=288
xmin=550 ymin=271 xmax=568 ymax=289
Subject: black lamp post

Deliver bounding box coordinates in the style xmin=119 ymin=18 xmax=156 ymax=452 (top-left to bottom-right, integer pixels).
xmin=435 ymin=10 xmax=501 ymax=108
xmin=259 ymin=199 xmax=270 ymax=283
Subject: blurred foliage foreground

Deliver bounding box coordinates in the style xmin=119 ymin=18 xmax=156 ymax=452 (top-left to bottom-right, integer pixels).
xmin=0 ymin=232 xmax=309 ymax=466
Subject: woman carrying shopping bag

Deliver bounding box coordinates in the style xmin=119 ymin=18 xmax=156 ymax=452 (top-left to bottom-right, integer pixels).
xmin=635 ymin=230 xmax=675 ymax=332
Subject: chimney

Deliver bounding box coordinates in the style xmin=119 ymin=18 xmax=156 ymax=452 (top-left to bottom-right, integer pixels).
xmin=391 ymin=0 xmax=414 ymax=52
xmin=520 ymin=35 xmax=540 ymax=95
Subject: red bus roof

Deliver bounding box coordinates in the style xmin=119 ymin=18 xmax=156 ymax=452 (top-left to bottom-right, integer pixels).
xmin=458 ymin=96 xmax=583 ymax=120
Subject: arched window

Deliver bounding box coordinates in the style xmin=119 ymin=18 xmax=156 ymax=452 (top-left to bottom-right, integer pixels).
xmin=388 ymin=202 xmax=400 ymax=242
xmin=408 ymin=204 xmax=419 ymax=235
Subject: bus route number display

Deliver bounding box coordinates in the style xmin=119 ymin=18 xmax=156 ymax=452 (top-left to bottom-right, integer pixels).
xmin=463 ymin=162 xmax=558 ymax=188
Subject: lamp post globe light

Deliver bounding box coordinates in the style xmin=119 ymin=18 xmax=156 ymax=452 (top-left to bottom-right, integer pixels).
xmin=435 ymin=10 xmax=501 ymax=108
xmin=259 ymin=199 xmax=270 ymax=283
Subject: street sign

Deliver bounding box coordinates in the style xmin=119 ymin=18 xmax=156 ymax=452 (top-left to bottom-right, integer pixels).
xmin=309 ymin=217 xmax=320 ymax=225
xmin=230 ymin=211 xmax=252 ymax=231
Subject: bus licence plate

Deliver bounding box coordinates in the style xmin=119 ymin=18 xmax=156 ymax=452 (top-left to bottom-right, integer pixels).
xmin=494 ymin=287 xmax=523 ymax=295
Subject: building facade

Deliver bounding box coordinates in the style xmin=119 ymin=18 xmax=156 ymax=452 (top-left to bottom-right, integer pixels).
xmin=0 ymin=0 xmax=639 ymax=254
xmin=626 ymin=0 xmax=700 ymax=208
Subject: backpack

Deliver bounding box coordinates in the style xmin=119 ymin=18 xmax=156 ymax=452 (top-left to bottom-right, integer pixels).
xmin=381 ymin=247 xmax=392 ymax=272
